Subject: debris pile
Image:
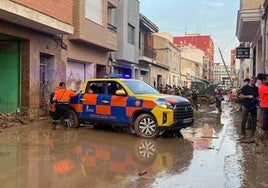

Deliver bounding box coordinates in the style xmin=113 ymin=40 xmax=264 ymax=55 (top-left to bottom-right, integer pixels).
xmin=0 ymin=113 xmax=31 ymax=131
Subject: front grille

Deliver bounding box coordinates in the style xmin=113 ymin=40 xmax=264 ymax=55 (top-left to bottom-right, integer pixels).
xmin=173 ymin=103 xmax=194 ymax=121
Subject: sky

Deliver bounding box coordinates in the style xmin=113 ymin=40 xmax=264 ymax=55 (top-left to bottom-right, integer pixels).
xmin=139 ymin=0 xmax=240 ymax=64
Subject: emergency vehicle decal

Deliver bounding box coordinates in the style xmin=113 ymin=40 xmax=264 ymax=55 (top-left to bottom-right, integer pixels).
xmin=135 ymin=100 xmax=141 ymax=106
xmin=73 ymin=92 xmax=156 ymax=123
xmin=84 ymin=94 xmax=98 ymax=105
xmin=71 ymin=104 xmax=83 ymax=113
xmin=71 ymin=92 xmax=171 ymax=124
xmin=111 ymin=96 xmax=128 ymax=106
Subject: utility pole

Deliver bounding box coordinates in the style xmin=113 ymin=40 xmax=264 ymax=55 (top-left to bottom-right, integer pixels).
xmin=218 ymin=47 xmax=233 ymax=87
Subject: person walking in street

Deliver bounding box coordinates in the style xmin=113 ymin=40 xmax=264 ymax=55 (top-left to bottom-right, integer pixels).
xmin=52 ymin=82 xmax=76 ymax=130
xmin=191 ymin=88 xmax=199 ymax=111
xmin=239 ymin=76 xmax=259 ymax=139
xmin=256 ymin=73 xmax=268 ymax=146
xmin=214 ymin=86 xmax=224 ymax=112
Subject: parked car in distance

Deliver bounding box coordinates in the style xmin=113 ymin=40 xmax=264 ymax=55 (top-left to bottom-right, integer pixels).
xmin=69 ymin=77 xmax=194 ymax=138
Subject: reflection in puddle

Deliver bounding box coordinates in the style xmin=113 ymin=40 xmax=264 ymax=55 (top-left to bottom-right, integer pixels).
xmin=0 ymin=126 xmax=193 ymax=188
xmin=0 ymin=103 xmax=244 ymax=188
xmin=151 ymin=106 xmax=243 ymax=188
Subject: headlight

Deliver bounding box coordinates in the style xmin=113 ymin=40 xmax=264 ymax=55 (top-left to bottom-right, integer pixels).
xmin=154 ymin=101 xmax=173 ymax=109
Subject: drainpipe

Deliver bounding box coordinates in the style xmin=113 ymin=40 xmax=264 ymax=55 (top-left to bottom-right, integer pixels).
xmin=261 ymin=3 xmax=267 ymax=72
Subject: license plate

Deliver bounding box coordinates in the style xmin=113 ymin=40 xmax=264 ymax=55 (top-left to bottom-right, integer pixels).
xmin=183 ymin=118 xmax=193 ymax=124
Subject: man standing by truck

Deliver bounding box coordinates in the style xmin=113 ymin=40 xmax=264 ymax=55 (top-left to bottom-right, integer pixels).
xmin=52 ymin=82 xmax=76 ymax=130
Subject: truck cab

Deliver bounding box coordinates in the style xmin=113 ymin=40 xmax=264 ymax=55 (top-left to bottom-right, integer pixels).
xmin=190 ymin=81 xmax=218 ymax=105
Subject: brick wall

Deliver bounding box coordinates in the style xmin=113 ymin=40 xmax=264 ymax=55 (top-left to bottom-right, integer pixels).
xmin=11 ymin=0 xmax=73 ymax=24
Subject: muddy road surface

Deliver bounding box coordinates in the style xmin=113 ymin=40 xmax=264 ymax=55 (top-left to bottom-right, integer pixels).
xmin=0 ymin=101 xmax=268 ymax=188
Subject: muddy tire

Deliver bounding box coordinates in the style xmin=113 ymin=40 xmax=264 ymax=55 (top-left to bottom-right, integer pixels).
xmin=69 ymin=109 xmax=80 ymax=128
xmin=134 ymin=114 xmax=160 ymax=138
xmin=200 ymin=97 xmax=209 ymax=106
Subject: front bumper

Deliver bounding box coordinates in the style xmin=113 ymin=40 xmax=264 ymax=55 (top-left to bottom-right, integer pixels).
xmin=158 ymin=118 xmax=194 ymax=130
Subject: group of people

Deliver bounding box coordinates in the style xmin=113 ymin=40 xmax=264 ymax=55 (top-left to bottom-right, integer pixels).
xmin=190 ymin=85 xmax=224 ymax=112
xmin=237 ymin=74 xmax=268 ymax=146
xmin=156 ymin=84 xmax=190 ymax=96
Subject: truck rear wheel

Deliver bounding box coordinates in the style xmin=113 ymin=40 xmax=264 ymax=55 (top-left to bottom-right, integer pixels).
xmin=69 ymin=109 xmax=80 ymax=128
xmin=134 ymin=114 xmax=160 ymax=138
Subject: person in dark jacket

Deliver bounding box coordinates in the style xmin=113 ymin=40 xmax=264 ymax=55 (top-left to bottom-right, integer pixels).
xmin=191 ymin=88 xmax=199 ymax=110
xmin=239 ymin=76 xmax=259 ymax=138
xmin=214 ymin=86 xmax=224 ymax=112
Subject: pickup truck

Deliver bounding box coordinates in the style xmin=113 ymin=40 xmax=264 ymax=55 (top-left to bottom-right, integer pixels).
xmin=68 ymin=78 xmax=194 ymax=138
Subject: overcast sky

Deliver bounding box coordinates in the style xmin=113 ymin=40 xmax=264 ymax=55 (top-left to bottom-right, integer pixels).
xmin=139 ymin=0 xmax=240 ymax=63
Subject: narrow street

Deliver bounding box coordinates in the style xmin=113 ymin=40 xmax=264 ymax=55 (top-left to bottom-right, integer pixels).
xmin=0 ymin=100 xmax=268 ymax=188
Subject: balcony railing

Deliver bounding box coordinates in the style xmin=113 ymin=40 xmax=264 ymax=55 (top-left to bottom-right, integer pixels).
xmin=107 ymin=23 xmax=117 ymax=33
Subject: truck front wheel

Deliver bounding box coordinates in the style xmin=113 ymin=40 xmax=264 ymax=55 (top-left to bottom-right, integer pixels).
xmin=134 ymin=114 xmax=160 ymax=138
xmin=69 ymin=109 xmax=80 ymax=128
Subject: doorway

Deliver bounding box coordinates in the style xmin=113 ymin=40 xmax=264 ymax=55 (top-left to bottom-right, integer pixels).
xmin=40 ymin=53 xmax=54 ymax=110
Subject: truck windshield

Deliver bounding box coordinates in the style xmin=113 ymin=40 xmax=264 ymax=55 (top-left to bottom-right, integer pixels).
xmin=123 ymin=80 xmax=159 ymax=94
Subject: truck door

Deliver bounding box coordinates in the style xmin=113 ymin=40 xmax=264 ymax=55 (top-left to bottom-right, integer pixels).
xmin=77 ymin=82 xmax=104 ymax=120
xmin=100 ymin=81 xmax=130 ymax=123
xmin=105 ymin=81 xmax=131 ymax=123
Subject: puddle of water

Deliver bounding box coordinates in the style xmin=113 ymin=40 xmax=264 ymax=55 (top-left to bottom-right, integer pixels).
xmin=151 ymin=105 xmax=243 ymax=188
xmin=0 ymin=104 xmax=246 ymax=188
xmin=0 ymin=124 xmax=194 ymax=188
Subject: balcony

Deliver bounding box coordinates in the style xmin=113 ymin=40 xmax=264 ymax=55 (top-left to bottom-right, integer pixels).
xmin=139 ymin=44 xmax=156 ymax=62
xmin=236 ymin=9 xmax=262 ymax=42
xmin=107 ymin=23 xmax=117 ymax=33
xmin=69 ymin=0 xmax=117 ymax=51
xmin=236 ymin=0 xmax=264 ymax=42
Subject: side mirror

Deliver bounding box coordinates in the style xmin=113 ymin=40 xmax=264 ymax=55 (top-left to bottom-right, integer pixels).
xmin=115 ymin=89 xmax=126 ymax=95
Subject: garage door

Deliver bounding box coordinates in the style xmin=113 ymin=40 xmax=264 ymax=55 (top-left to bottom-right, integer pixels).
xmin=66 ymin=60 xmax=94 ymax=92
xmin=0 ymin=41 xmax=20 ymax=113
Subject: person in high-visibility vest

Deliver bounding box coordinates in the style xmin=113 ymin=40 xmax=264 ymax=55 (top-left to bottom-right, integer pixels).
xmin=52 ymin=82 xmax=76 ymax=130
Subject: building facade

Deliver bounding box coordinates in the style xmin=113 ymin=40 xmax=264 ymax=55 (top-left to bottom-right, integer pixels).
xmin=213 ymin=63 xmax=232 ymax=86
xmin=0 ymin=0 xmax=221 ymax=118
xmin=152 ymin=33 xmax=176 ymax=88
xmin=67 ymin=0 xmax=118 ymax=85
xmin=236 ymin=0 xmax=264 ymax=79
xmin=173 ymin=34 xmax=214 ymax=83
xmin=0 ymin=0 xmax=118 ymax=118
xmin=0 ymin=0 xmax=73 ymax=116
xmin=179 ymin=45 xmax=207 ymax=88
xmin=113 ymin=0 xmax=139 ymax=79
xmin=154 ymin=33 xmax=181 ymax=87
xmin=139 ymin=14 xmax=158 ymax=86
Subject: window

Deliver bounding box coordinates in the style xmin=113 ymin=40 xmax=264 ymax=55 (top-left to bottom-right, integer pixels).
xmin=107 ymin=81 xmax=123 ymax=95
xmin=85 ymin=0 xmax=103 ymax=25
xmin=86 ymin=82 xmax=104 ymax=94
xmin=127 ymin=24 xmax=135 ymax=44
